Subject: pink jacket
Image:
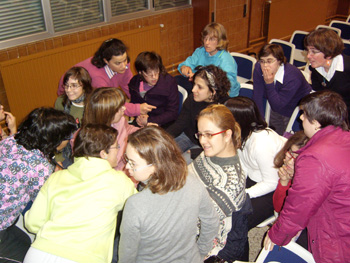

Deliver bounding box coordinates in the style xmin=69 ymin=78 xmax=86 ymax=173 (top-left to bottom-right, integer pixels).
xmin=268 ymin=126 xmax=350 ymax=263
xmin=57 ymin=58 xmax=140 ymax=117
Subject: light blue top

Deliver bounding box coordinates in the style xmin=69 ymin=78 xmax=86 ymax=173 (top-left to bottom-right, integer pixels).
xmin=178 ymin=47 xmax=240 ymax=97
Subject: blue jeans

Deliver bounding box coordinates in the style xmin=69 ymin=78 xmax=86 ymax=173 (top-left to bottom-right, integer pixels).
xmin=174 ymin=132 xmax=200 ymax=164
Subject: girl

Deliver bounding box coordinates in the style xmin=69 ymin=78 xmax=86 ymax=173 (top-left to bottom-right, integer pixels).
xmin=177 ymin=22 xmax=240 ymax=97
xmin=166 ymin=65 xmax=230 ymax=160
xmin=128 ymin=51 xmax=179 ymax=127
xmin=252 ymin=44 xmax=311 ymax=135
xmin=55 ymin=66 xmax=93 ymax=126
xmin=224 ymin=97 xmax=286 ymax=229
xmin=57 ymin=38 xmax=155 ymax=117
xmin=189 ymin=104 xmax=250 ymax=262
xmin=82 ymin=87 xmax=139 ymax=171
xmin=24 ymin=124 xmax=136 ymax=263
xmin=119 ymin=126 xmax=219 ymax=263
xmin=0 ymin=107 xmax=76 ymax=263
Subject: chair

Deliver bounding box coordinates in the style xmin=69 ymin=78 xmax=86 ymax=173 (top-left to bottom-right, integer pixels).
xmin=343 ymin=40 xmax=350 ymax=56
xmin=289 ymin=30 xmax=309 ymax=68
xmin=255 ymin=241 xmax=316 ymax=263
xmin=269 ymin=39 xmax=295 ymax=65
xmin=285 ymin=106 xmax=303 ymax=134
xmin=230 ymin=52 xmax=257 ymax=83
xmin=177 ymin=85 xmax=188 ymax=114
xmin=347 ymin=14 xmax=350 ymax=23
xmin=330 ymin=20 xmax=350 ymax=40
xmin=315 ymin=24 xmax=341 ymax=36
xmin=238 ymin=83 xmax=253 ymax=98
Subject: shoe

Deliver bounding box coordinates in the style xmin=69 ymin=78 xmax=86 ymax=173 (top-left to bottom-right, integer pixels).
xmin=204 ymin=255 xmax=226 ymax=263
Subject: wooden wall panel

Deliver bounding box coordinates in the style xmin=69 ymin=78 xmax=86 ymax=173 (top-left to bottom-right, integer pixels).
xmin=0 ymin=25 xmax=161 ymax=124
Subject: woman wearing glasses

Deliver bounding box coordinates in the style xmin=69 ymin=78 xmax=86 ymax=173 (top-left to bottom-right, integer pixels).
xmin=128 ymin=51 xmax=179 ymax=127
xmin=166 ymin=65 xmax=230 ymax=162
xmin=57 ymin=38 xmax=155 ymax=117
xmin=304 ymin=28 xmax=350 ymax=122
xmin=189 ymin=104 xmax=250 ymax=263
xmin=176 ymin=22 xmax=239 ymax=97
xmin=253 ymin=44 xmax=311 ymax=135
xmin=55 ymin=67 xmax=93 ymax=127
xmin=119 ymin=126 xmax=219 ymax=263
xmin=24 ymin=124 xmax=137 ymax=263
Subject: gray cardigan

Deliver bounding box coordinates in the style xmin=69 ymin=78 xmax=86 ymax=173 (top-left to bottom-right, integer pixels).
xmin=118 ymin=172 xmax=219 ymax=263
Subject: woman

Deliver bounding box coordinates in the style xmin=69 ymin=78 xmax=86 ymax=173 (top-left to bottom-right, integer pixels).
xmin=177 ymin=22 xmax=239 ymax=97
xmin=0 ymin=102 xmax=16 ymax=140
xmin=119 ymin=126 xmax=219 ymax=263
xmin=82 ymin=87 xmax=139 ymax=171
xmin=189 ymin=104 xmax=250 ymax=263
xmin=128 ymin=51 xmax=179 ymax=127
xmin=253 ymin=44 xmax=311 ymax=135
xmin=55 ymin=66 xmax=93 ymax=126
xmin=304 ymin=28 xmax=350 ymax=122
xmin=24 ymin=124 xmax=137 ymax=263
xmin=265 ymin=90 xmax=350 ymax=263
xmin=166 ymin=65 xmax=230 ymax=159
xmin=0 ymin=107 xmax=77 ymax=263
xmin=57 ymin=38 xmax=155 ymax=117
xmin=224 ymin=97 xmax=286 ymax=229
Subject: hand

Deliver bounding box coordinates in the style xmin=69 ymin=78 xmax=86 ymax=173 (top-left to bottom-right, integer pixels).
xmin=136 ymin=115 xmax=148 ymax=127
xmin=262 ymin=67 xmax=275 ymax=84
xmin=140 ymin=103 xmax=156 ymax=115
xmin=180 ymin=66 xmax=194 ymax=80
xmin=4 ymin=112 xmax=17 ymax=135
xmin=264 ymin=232 xmax=276 ymax=251
xmin=146 ymin=122 xmax=158 ymax=127
xmin=278 ymin=165 xmax=294 ymax=186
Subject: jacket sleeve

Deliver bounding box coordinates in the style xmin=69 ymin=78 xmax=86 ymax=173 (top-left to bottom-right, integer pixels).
xmin=166 ymin=96 xmax=192 ymax=138
xmin=118 ymin=197 xmax=141 ymax=263
xmin=124 ymin=102 xmax=141 ymax=117
xmin=252 ymin=63 xmax=266 ymax=117
xmin=268 ymin=155 xmax=330 ymax=245
xmin=218 ymin=53 xmax=240 ymax=97
xmin=197 ymin=185 xmax=220 ymax=256
xmin=273 ymin=180 xmax=291 ymax=213
xmin=119 ymin=65 xmax=133 ymax=98
xmin=25 ymin=173 xmax=53 ymax=234
xmin=178 ymin=48 xmax=201 ymax=75
xmin=148 ymin=75 xmax=179 ymax=125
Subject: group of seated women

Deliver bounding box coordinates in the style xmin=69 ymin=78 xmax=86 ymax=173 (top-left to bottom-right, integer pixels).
xmin=0 ymin=21 xmax=350 ymax=263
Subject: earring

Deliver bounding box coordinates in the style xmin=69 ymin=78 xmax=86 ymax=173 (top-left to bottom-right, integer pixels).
xmin=326 ymin=60 xmax=331 ymax=67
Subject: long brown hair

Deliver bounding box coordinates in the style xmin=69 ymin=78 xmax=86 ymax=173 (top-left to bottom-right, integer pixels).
xmin=127 ymin=126 xmax=187 ymax=194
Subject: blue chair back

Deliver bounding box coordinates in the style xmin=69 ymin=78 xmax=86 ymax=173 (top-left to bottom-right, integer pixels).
xmin=233 ymin=56 xmax=254 ymax=80
xmin=269 ymin=39 xmax=295 ymax=64
xmin=343 ymin=40 xmax=350 ymax=56
xmin=238 ymin=83 xmax=253 ymax=98
xmin=330 ymin=20 xmax=350 ymax=40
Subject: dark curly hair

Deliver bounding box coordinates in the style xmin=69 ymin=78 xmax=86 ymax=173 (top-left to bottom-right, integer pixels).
xmin=193 ymin=65 xmax=230 ymax=102
xmin=224 ymin=97 xmax=267 ymax=149
xmin=15 ymin=107 xmax=77 ymax=158
xmin=91 ymin=38 xmax=129 ymax=68
xmin=73 ymin=123 xmax=118 ymax=158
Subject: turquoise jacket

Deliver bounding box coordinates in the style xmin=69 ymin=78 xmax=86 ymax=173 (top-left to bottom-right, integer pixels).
xmin=178 ymin=47 xmax=240 ymax=97
xmin=25 ymin=157 xmax=137 ymax=263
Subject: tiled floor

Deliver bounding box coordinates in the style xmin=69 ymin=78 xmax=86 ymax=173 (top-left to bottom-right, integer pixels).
xmin=248 ymin=226 xmax=269 ymax=261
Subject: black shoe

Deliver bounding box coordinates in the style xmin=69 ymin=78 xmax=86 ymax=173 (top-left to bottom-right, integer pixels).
xmin=204 ymin=255 xmax=227 ymax=263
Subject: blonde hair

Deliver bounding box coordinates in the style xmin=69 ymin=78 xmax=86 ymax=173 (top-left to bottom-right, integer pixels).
xmin=82 ymin=87 xmax=126 ymax=126
xmin=198 ymin=104 xmax=241 ymax=149
xmin=201 ymin=22 xmax=229 ymax=51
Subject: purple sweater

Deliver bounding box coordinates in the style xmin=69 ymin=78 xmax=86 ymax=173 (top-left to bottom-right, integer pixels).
xmin=57 ymin=57 xmax=139 ymax=116
xmin=253 ymin=62 xmax=311 ymax=117
xmin=128 ymin=74 xmax=179 ymax=126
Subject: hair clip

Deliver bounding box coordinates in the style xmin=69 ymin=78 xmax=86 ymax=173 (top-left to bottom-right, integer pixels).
xmin=205 ymin=70 xmax=216 ymax=89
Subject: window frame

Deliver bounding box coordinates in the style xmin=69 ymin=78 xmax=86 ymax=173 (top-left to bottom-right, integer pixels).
xmin=0 ymin=0 xmax=191 ymax=50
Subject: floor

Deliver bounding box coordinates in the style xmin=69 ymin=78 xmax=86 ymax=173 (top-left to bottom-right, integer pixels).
xmin=248 ymin=226 xmax=269 ymax=262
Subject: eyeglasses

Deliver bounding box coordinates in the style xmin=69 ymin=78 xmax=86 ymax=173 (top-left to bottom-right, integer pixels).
xmin=143 ymin=70 xmax=160 ymax=78
xmin=64 ymin=83 xmax=81 ymax=90
xmin=195 ymin=129 xmax=228 ymax=140
xmin=203 ymin=36 xmax=218 ymax=42
xmin=306 ymin=49 xmax=321 ymax=55
xmin=110 ymin=144 xmax=121 ymax=150
xmin=259 ymin=59 xmax=277 ymax=65
xmin=124 ymin=153 xmax=153 ymax=172
xmin=286 ymin=149 xmax=298 ymax=160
